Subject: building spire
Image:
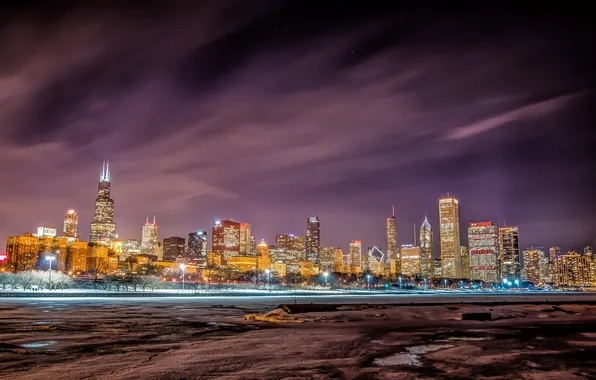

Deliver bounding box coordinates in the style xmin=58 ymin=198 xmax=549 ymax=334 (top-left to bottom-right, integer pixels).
xmin=146 ymin=216 xmax=149 ymax=224
xmin=392 ymin=204 xmax=395 ymax=218
xmin=105 ymin=160 xmax=110 ymax=182
xmin=153 ymin=214 xmax=156 ymax=225
xmin=99 ymin=160 xmax=111 ymax=182
xmin=413 ymin=223 xmax=417 ymax=246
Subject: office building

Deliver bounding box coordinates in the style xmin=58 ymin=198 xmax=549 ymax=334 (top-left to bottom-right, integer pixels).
xmin=90 ymin=161 xmax=116 ymax=245
xmin=239 ymin=223 xmax=251 ymax=255
xmin=439 ymin=194 xmax=461 ymax=278
xmin=63 ymin=209 xmax=78 ymax=238
xmin=549 ymin=246 xmax=561 ymax=262
xmin=460 ymin=246 xmax=470 ymax=279
xmin=188 ymin=231 xmax=207 ymax=263
xmin=306 ymin=217 xmax=320 ymax=263
xmin=539 ymin=254 xmax=553 ymax=284
xmin=36 ymin=226 xmax=57 ymax=238
xmin=67 ymin=240 xmax=88 ymax=272
xmin=140 ymin=215 xmax=159 ymax=255
xmin=468 ymin=222 xmax=499 ymax=283
xmin=212 ymin=220 xmax=242 ymax=260
xmin=349 ymin=240 xmax=362 ymax=274
xmin=386 ymin=206 xmax=399 ymax=273
xmin=523 ymin=248 xmax=542 ymax=284
xmin=163 ymin=236 xmax=185 ymax=262
xmin=275 ymin=233 xmax=305 ymax=260
xmin=319 ymin=246 xmax=336 ymax=272
xmin=367 ymin=246 xmax=385 ymax=275
xmin=334 ymin=248 xmax=344 ymax=273
xmin=419 ymin=215 xmax=434 ymax=278
xmin=256 ymin=240 xmax=270 ymax=271
xmin=554 ymin=251 xmax=591 ymax=286
xmin=5 ymin=233 xmax=39 ymax=271
xmin=499 ymin=226 xmax=520 ymax=281
xmin=401 ymin=244 xmax=421 ymax=277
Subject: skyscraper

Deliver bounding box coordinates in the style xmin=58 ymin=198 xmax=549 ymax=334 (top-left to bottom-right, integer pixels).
xmin=140 ymin=215 xmax=159 ymax=256
xmin=275 ymin=233 xmax=305 ymax=260
xmin=188 ymin=231 xmax=207 ymax=263
xmin=349 ymin=240 xmax=362 ymax=275
xmin=256 ymin=239 xmax=270 ymax=271
xmin=439 ymin=194 xmax=461 ymax=278
xmin=212 ymin=220 xmax=242 ymax=260
xmin=460 ymin=246 xmax=470 ymax=279
xmin=162 ymin=236 xmax=185 ymax=262
xmin=319 ymin=246 xmax=336 ymax=271
xmin=468 ymin=222 xmax=499 ymax=283
xmin=239 ymin=223 xmax=251 ymax=255
xmin=367 ymin=246 xmax=385 ymax=275
xmin=5 ymin=233 xmax=39 ymax=272
xmin=401 ymin=244 xmax=421 ymax=277
xmin=334 ymin=248 xmax=344 ymax=273
xmin=554 ymin=251 xmax=591 ymax=286
xmin=386 ymin=206 xmax=399 ymax=272
xmin=90 ymin=161 xmax=116 ymax=245
xmin=523 ymin=248 xmax=542 ymax=284
xmin=499 ymin=226 xmax=520 ymax=281
xmin=306 ymin=216 xmax=320 ymax=263
xmin=549 ymin=246 xmax=561 ymax=262
xmin=63 ymin=209 xmax=78 ymax=239
xmin=419 ymin=216 xmax=434 ymax=278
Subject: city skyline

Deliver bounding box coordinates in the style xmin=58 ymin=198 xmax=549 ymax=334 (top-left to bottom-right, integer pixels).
xmin=0 ymin=2 xmax=594 ymax=254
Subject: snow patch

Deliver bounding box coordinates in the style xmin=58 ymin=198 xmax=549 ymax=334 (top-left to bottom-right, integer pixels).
xmin=374 ymin=344 xmax=453 ymax=367
xmin=20 ymin=341 xmax=56 ymax=348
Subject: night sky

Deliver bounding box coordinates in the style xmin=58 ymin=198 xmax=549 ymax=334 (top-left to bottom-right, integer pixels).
xmin=1 ymin=1 xmax=594 ymax=254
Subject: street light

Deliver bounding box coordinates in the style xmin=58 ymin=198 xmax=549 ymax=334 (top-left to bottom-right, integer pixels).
xmin=179 ymin=263 xmax=186 ymax=292
xmin=424 ymin=278 xmax=427 ymax=288
xmin=399 ymin=276 xmax=402 ymax=289
xmin=444 ymin=279 xmax=448 ymax=288
xmin=45 ymin=255 xmax=55 ymax=291
xmin=323 ymin=271 xmax=329 ymax=287
xmin=265 ymin=269 xmax=271 ymax=289
xmin=366 ymin=274 xmax=371 ymax=290
xmin=514 ymin=279 xmax=520 ymax=288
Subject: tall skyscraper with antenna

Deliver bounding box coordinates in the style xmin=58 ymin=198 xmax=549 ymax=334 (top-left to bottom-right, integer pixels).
xmin=439 ymin=193 xmax=461 ymax=278
xmin=140 ymin=215 xmax=159 ymax=255
xmin=419 ymin=215 xmax=434 ymax=277
xmin=90 ymin=161 xmax=116 ymax=245
xmin=386 ymin=205 xmax=399 ymax=274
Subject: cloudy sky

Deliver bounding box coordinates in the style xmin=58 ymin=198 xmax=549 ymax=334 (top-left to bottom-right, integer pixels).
xmin=1 ymin=1 xmax=594 ymax=254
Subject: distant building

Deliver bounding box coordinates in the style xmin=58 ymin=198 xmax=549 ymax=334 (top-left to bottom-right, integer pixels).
xmin=140 ymin=216 xmax=159 ymax=255
xmin=256 ymin=240 xmax=271 ymax=271
xmin=386 ymin=206 xmax=399 ymax=273
xmin=554 ymin=251 xmax=591 ymax=286
xmin=227 ymin=256 xmax=257 ymax=273
xmin=401 ymin=244 xmax=421 ymax=277
xmin=433 ymin=258 xmax=442 ymax=278
xmin=439 ymin=194 xmax=461 ymax=278
xmin=306 ymin=217 xmax=321 ymax=263
xmin=163 ymin=237 xmax=185 ymax=262
xmin=419 ymin=216 xmax=434 ymax=278
xmin=67 ymin=240 xmax=88 ymax=272
xmin=319 ymin=246 xmax=336 ymax=272
xmin=523 ymin=248 xmax=542 ymax=284
xmin=539 ymin=254 xmax=553 ymax=284
xmin=468 ymin=222 xmax=499 ymax=283
xmin=349 ymin=240 xmax=362 ymax=275
xmin=36 ymin=226 xmax=57 ymax=238
xmin=275 ymin=233 xmax=305 ymax=260
xmin=121 ymin=239 xmax=140 ymax=257
xmin=5 ymin=233 xmax=39 ymax=271
xmin=188 ymin=231 xmax=207 ymax=264
xmin=460 ymin=246 xmax=470 ymax=279
xmin=334 ymin=248 xmax=344 ymax=273
xmin=549 ymin=246 xmax=561 ymax=262
xmin=212 ymin=220 xmax=242 ymax=260
xmin=239 ymin=223 xmax=251 ymax=255
xmin=367 ymin=246 xmax=385 ymax=275
xmin=63 ymin=209 xmax=78 ymax=238
xmin=90 ymin=161 xmax=116 ymax=245
xmin=499 ymin=226 xmax=520 ymax=281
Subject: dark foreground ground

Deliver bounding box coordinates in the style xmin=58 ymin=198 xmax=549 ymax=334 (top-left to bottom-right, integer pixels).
xmin=1 ymin=297 xmax=595 ymax=379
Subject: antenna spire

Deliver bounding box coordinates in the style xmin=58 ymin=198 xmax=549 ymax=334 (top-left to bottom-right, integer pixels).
xmin=153 ymin=214 xmax=156 ymax=225
xmin=392 ymin=205 xmax=395 ymax=218
xmin=413 ymin=223 xmax=417 ymax=246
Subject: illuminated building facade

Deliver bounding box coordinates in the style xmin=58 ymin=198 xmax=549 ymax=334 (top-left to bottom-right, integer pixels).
xmin=499 ymin=226 xmax=520 ymax=281
xmin=460 ymin=246 xmax=470 ymax=279
xmin=439 ymin=195 xmax=461 ymax=278
xmin=271 ymin=262 xmax=287 ymax=277
xmin=334 ymin=248 xmax=344 ymax=273
xmin=36 ymin=226 xmax=57 ymax=238
xmin=239 ymin=223 xmax=251 ymax=255
xmin=256 ymin=240 xmax=271 ymax=271
xmin=549 ymin=246 xmax=561 ymax=262
xmin=554 ymin=251 xmax=591 ymax=286
xmin=87 ymin=244 xmax=109 ymax=273
xmin=349 ymin=240 xmax=362 ymax=274
xmin=539 ymin=254 xmax=553 ymax=284
xmin=419 ymin=216 xmax=434 ymax=278
xmin=67 ymin=240 xmax=88 ymax=272
xmin=227 ymin=256 xmax=257 ymax=272
xmin=90 ymin=161 xmax=116 ymax=245
xmin=54 ymin=236 xmax=68 ymax=271
xmin=163 ymin=236 xmax=185 ymax=262
xmin=433 ymin=258 xmax=442 ymax=277
xmin=275 ymin=233 xmax=305 ymax=260
xmin=401 ymin=244 xmax=421 ymax=277
xmin=212 ymin=220 xmax=243 ymax=260
xmin=367 ymin=246 xmax=385 ymax=275
xmin=140 ymin=216 xmax=159 ymax=255
xmin=188 ymin=231 xmax=207 ymax=263
xmin=319 ymin=246 xmax=336 ymax=271
xmin=5 ymin=233 xmax=39 ymax=271
xmin=305 ymin=217 xmax=320 ymax=263
xmin=523 ymin=248 xmax=542 ymax=284
xmin=386 ymin=206 xmax=399 ymax=273
xmin=63 ymin=209 xmax=78 ymax=239
xmin=121 ymin=239 xmax=140 ymax=257
xmin=468 ymin=222 xmax=499 ymax=283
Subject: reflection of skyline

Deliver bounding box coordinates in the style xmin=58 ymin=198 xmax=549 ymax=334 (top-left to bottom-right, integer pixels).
xmin=0 ymin=3 xmax=594 ymax=253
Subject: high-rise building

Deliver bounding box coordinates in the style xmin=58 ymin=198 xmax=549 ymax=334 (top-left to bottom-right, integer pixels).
xmin=468 ymin=222 xmax=499 ymax=283
xmin=140 ymin=215 xmax=159 ymax=255
xmin=239 ymin=223 xmax=251 ymax=255
xmin=433 ymin=258 xmax=443 ymax=277
xmin=121 ymin=239 xmax=140 ymax=257
xmin=460 ymin=246 xmax=470 ymax=279
xmin=306 ymin=217 xmax=320 ymax=263
xmin=554 ymin=251 xmax=591 ymax=286
xmin=523 ymin=248 xmax=542 ymax=284
xmin=5 ymin=233 xmax=39 ymax=272
xmin=188 ymin=231 xmax=207 ymax=263
xmin=439 ymin=194 xmax=461 ymax=278
xmin=499 ymin=226 xmax=520 ymax=281
xmin=401 ymin=244 xmax=421 ymax=277
xmin=90 ymin=161 xmax=116 ymax=245
xmin=36 ymin=226 xmax=57 ymax=238
xmin=419 ymin=216 xmax=434 ymax=278
xmin=212 ymin=220 xmax=242 ymax=260
xmin=367 ymin=246 xmax=385 ymax=275
xmin=334 ymin=248 xmax=344 ymax=273
xmin=539 ymin=254 xmax=552 ymax=285
xmin=386 ymin=206 xmax=399 ymax=273
xmin=256 ymin=239 xmax=271 ymax=271
xmin=275 ymin=233 xmax=306 ymax=260
xmin=249 ymin=235 xmax=256 ymax=256
xmin=163 ymin=237 xmax=185 ymax=262
xmin=67 ymin=240 xmax=88 ymax=273
xmin=63 ymin=209 xmax=78 ymax=238
xmin=549 ymin=246 xmax=561 ymax=262
xmin=585 ymin=246 xmax=593 ymax=255
xmin=349 ymin=240 xmax=362 ymax=275
xmin=54 ymin=236 xmax=68 ymax=271
xmin=319 ymin=246 xmax=336 ymax=272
